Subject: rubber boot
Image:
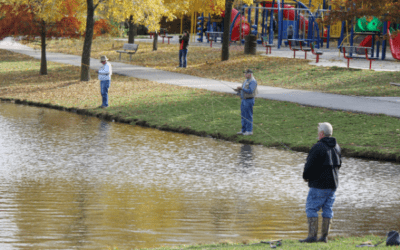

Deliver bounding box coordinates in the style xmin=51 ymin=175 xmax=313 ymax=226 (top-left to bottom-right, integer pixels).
xmin=317 ymin=217 xmax=332 ymax=243
xmin=299 ymin=217 xmax=318 ymax=243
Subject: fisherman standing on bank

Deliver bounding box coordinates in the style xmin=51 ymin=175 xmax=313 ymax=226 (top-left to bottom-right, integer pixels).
xmin=97 ymin=55 xmax=112 ymax=108
xmin=235 ymin=69 xmax=258 ymax=136
xmin=300 ymin=122 xmax=342 ymax=243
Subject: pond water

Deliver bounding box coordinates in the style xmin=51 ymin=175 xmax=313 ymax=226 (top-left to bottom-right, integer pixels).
xmin=0 ymin=102 xmax=399 ymax=249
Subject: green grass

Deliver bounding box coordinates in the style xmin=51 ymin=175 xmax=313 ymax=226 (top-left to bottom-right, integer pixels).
xmin=36 ymin=36 xmax=400 ymax=97
xmin=1 ymin=49 xmax=400 ymax=162
xmin=116 ymin=235 xmax=391 ymax=250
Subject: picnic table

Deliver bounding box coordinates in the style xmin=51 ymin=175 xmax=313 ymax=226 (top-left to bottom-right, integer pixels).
xmin=161 ymin=35 xmax=173 ymax=44
xmin=261 ymin=36 xmax=274 ymax=54
xmin=341 ymin=46 xmax=378 ymax=69
xmin=206 ymin=32 xmax=223 ymax=47
xmin=288 ymin=39 xmax=303 ymax=58
xmin=299 ymin=42 xmax=312 ymax=59
xmin=310 ymin=43 xmax=323 ymax=63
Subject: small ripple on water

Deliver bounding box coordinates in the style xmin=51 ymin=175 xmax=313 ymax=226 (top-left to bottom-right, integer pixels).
xmin=0 ymin=103 xmax=399 ymax=249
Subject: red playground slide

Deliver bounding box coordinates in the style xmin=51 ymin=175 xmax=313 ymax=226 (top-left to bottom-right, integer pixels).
xmin=230 ymin=8 xmax=250 ymax=41
xmin=359 ymin=35 xmax=372 ymax=47
xmin=388 ymin=25 xmax=400 ymax=60
xmin=221 ymin=8 xmax=251 ymax=41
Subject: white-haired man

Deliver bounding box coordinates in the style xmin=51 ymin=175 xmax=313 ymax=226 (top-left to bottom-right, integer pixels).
xmin=235 ymin=69 xmax=258 ymax=136
xmin=300 ymin=122 xmax=342 ymax=244
xmin=98 ymin=55 xmax=112 ymax=108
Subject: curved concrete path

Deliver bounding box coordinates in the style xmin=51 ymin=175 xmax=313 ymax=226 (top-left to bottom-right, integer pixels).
xmin=1 ymin=37 xmax=400 ymax=118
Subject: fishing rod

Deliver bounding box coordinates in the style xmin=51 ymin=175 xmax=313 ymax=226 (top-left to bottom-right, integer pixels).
xmin=212 ymin=78 xmax=238 ymax=91
xmin=211 ymin=78 xmax=295 ymax=152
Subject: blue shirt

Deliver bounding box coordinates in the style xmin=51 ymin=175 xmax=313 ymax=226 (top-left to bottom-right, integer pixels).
xmin=240 ymin=78 xmax=257 ymax=99
xmin=98 ymin=62 xmax=112 ymax=81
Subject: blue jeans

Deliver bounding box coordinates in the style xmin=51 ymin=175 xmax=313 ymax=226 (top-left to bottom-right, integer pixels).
xmin=305 ymin=188 xmax=336 ymax=218
xmin=179 ymin=49 xmax=188 ymax=67
xmin=100 ymin=80 xmax=110 ymax=107
xmin=240 ymin=98 xmax=255 ymax=132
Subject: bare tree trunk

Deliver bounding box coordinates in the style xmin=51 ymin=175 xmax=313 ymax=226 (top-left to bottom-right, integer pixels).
xmin=80 ymin=0 xmax=95 ymax=81
xmin=153 ymin=32 xmax=158 ymax=51
xmin=128 ymin=15 xmax=136 ymax=44
xmin=222 ymin=0 xmax=233 ymax=61
xmin=40 ymin=20 xmax=47 ymax=75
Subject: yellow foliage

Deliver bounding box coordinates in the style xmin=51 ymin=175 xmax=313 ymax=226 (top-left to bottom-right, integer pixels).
xmin=3 ymin=0 xmax=255 ymax=33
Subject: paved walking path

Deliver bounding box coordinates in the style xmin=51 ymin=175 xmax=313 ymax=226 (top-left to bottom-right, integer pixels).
xmin=1 ymin=37 xmax=400 ymax=118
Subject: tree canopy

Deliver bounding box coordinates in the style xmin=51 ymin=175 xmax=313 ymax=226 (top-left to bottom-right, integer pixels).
xmin=327 ymin=0 xmax=400 ymax=24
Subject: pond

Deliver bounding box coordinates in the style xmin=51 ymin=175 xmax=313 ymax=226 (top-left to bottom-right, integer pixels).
xmin=0 ymin=102 xmax=399 ymax=249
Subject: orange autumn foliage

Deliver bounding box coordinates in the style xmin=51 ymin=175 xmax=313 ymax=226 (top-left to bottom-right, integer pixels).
xmin=0 ymin=1 xmax=111 ymax=40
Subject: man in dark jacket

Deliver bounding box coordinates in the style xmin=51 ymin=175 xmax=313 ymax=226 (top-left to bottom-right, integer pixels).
xmin=178 ymin=30 xmax=189 ymax=68
xmin=300 ymin=122 xmax=341 ymax=244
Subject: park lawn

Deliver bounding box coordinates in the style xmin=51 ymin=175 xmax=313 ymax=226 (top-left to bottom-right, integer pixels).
xmin=131 ymin=236 xmax=388 ymax=250
xmin=1 ymin=49 xmax=400 ymax=162
xmin=34 ymin=36 xmax=400 ymax=97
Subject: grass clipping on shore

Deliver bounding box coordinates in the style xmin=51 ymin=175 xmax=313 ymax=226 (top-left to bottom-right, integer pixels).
xmin=1 ymin=49 xmax=400 ymax=161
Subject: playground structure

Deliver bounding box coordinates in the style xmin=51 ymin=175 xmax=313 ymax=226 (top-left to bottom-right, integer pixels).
xmin=197 ymin=0 xmax=334 ymax=49
xmin=195 ymin=0 xmax=400 ymax=62
xmin=338 ymin=16 xmax=385 ymax=59
xmin=338 ymin=16 xmax=400 ymax=60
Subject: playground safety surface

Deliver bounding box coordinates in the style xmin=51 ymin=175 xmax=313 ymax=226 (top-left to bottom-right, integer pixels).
xmin=1 ymin=37 xmax=400 ymax=118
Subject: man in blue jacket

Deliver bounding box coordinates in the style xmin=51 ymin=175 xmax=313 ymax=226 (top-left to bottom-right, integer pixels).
xmin=300 ymin=122 xmax=342 ymax=243
xmin=235 ymin=69 xmax=258 ymax=136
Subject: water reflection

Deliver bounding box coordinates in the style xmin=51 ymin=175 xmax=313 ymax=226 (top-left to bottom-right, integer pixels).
xmin=238 ymin=145 xmax=254 ymax=169
xmin=0 ymin=102 xmax=399 ymax=250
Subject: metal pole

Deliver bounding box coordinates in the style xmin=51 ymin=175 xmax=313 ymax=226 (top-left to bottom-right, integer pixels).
xmin=261 ymin=3 xmax=266 ymax=37
xmin=255 ymin=2 xmax=259 ymax=36
xmin=350 ymin=18 xmax=354 ymax=57
xmin=326 ymin=5 xmax=331 ymax=48
xmin=269 ymin=0 xmax=275 ymax=44
xmin=278 ymin=0 xmax=283 ymax=48
xmin=382 ymin=21 xmax=387 ymax=60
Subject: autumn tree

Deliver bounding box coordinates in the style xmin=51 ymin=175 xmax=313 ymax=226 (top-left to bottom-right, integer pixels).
xmin=327 ymin=0 xmax=400 ymax=24
xmin=0 ymin=0 xmax=84 ymax=75
xmin=222 ymin=0 xmax=233 ymax=61
xmin=119 ymin=0 xmax=186 ymax=45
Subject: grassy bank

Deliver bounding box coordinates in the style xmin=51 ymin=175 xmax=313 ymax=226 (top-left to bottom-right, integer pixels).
xmin=1 ymin=49 xmax=400 ymax=162
xmin=36 ymin=36 xmax=400 ymax=97
xmin=130 ymin=236 xmax=389 ymax=250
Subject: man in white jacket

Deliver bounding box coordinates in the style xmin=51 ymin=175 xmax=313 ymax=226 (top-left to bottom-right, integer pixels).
xmin=98 ymin=55 xmax=112 ymax=108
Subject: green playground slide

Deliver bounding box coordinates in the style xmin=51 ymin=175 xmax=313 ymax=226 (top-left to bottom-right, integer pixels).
xmin=356 ymin=17 xmax=383 ymax=32
xmin=356 ymin=17 xmax=368 ymax=32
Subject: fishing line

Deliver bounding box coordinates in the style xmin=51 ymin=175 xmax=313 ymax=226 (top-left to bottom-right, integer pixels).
xmin=212 ymin=78 xmax=237 ymax=91
xmin=210 ymin=78 xmax=294 ymax=152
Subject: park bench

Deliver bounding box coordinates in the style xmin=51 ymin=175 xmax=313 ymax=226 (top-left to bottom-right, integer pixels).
xmin=288 ymin=39 xmax=302 ymax=58
xmin=342 ymin=46 xmax=378 ymax=69
xmin=310 ymin=43 xmax=323 ymax=63
xmin=116 ymin=43 xmax=139 ymax=61
xmin=261 ymin=36 xmax=274 ymax=54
